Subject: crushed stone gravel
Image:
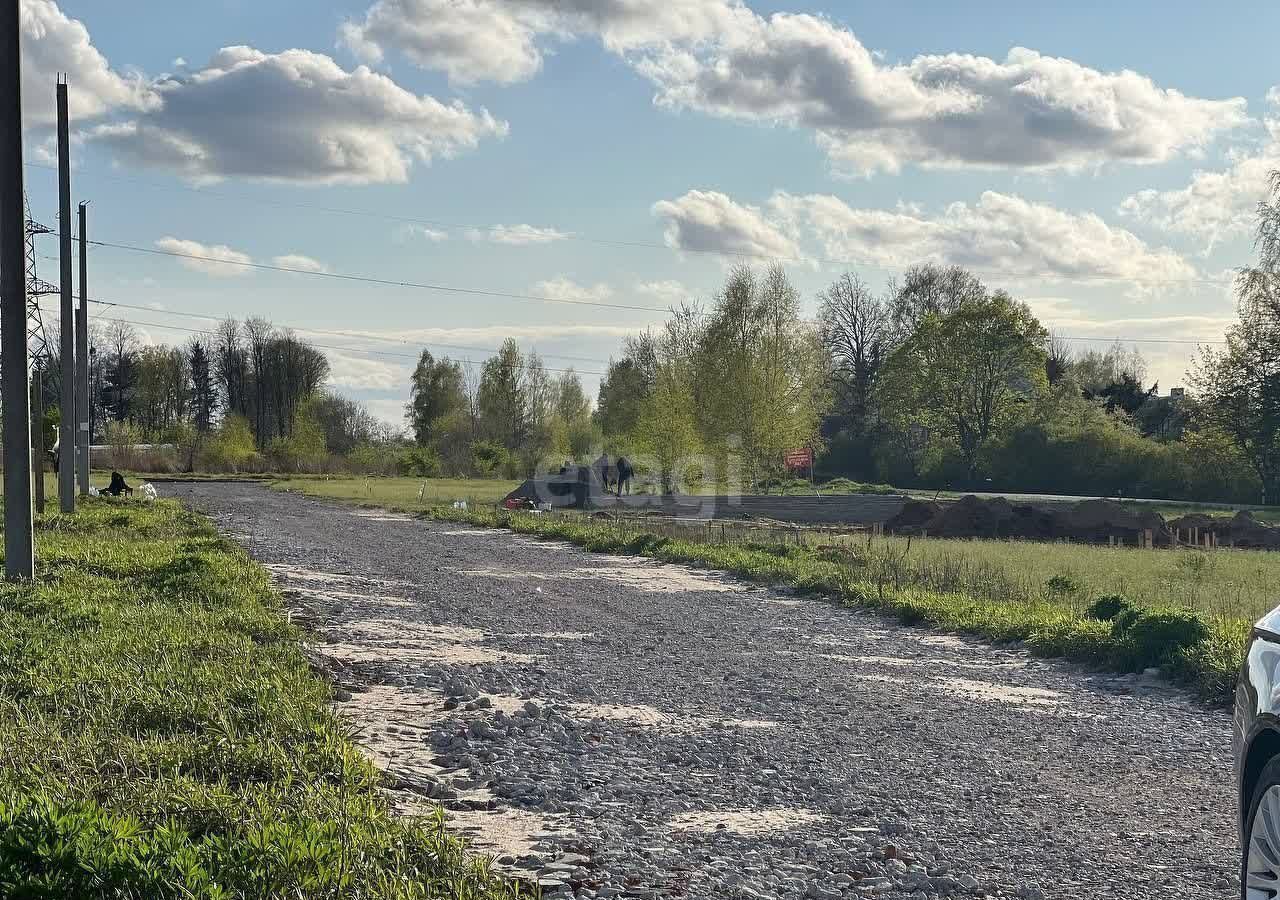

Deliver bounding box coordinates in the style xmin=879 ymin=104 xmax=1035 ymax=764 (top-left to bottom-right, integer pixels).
xmin=164 ymin=483 xmax=1237 ymax=899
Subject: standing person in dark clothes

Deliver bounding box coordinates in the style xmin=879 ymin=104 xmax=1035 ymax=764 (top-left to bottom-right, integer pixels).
xmin=615 ymin=457 xmax=634 ymax=497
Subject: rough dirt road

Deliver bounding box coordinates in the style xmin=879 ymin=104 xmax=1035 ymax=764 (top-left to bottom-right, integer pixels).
xmin=165 ymin=483 xmax=1237 ymax=899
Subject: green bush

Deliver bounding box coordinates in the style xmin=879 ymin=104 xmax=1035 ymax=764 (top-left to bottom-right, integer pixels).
xmin=1120 ymin=610 xmax=1211 ymax=670
xmin=396 ymin=446 xmax=443 ymax=478
xmin=1085 ymin=594 xmax=1132 ymax=622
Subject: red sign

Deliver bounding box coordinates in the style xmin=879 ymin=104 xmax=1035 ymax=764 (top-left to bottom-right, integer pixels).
xmin=784 ymin=448 xmax=814 ymax=470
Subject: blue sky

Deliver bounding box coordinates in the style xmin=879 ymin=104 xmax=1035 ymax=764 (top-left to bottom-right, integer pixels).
xmin=17 ymin=0 xmax=1280 ymax=424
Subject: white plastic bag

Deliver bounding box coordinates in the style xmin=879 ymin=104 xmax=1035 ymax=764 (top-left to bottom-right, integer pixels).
xmin=140 ymin=483 xmax=158 ymax=502
xmin=88 ymin=486 xmax=99 ymax=497
xmin=452 ymin=500 xmax=468 ymax=510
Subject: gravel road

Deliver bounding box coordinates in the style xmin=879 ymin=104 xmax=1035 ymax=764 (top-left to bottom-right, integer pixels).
xmin=165 ymin=483 xmax=1237 ymax=900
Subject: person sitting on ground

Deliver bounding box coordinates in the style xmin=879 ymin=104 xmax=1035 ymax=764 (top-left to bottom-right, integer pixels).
xmin=103 ymin=471 xmax=133 ymax=498
xmin=615 ymin=456 xmax=634 ymax=497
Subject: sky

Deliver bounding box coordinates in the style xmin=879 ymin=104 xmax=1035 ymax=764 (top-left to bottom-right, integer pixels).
xmin=15 ymin=0 xmax=1280 ymax=426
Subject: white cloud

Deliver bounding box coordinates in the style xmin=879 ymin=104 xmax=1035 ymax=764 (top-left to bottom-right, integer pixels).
xmin=467 ymin=223 xmax=569 ymax=245
xmin=1119 ymin=97 xmax=1280 ymax=246
xmin=155 ymin=237 xmax=254 ymax=277
xmin=638 ymin=14 xmax=1247 ymax=176
xmin=326 ymin=353 xmax=407 ymax=392
xmin=396 ymin=223 xmax=450 ymax=242
xmin=272 ymin=254 xmax=329 ymax=273
xmin=636 ymin=279 xmax=693 ymax=305
xmin=341 ymin=0 xmax=544 ymax=85
xmin=19 ymin=0 xmax=158 ymax=127
xmin=341 ymin=0 xmax=749 ymax=85
xmin=532 ymin=276 xmax=614 ymax=304
xmin=92 ymin=46 xmax=507 ymax=184
xmin=652 ymin=189 xmax=803 ymax=260
xmin=770 ymin=190 xmax=1198 ymax=285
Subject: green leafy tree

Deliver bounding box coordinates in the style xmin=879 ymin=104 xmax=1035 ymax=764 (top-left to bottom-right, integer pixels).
xmin=595 ymin=333 xmax=657 ymax=440
xmin=879 ymin=292 xmax=1048 ymax=485
xmin=696 ymin=265 xmax=827 ymax=483
xmin=407 ymin=350 xmax=466 ymax=446
xmin=632 ymin=366 xmax=701 ymax=493
xmin=1190 ymin=171 xmax=1280 ymax=503
xmin=477 ymin=339 xmax=526 ymax=450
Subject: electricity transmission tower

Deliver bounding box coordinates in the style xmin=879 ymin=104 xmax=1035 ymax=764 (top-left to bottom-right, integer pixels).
xmin=23 ymin=193 xmax=57 ymax=511
xmin=24 ymin=192 xmax=56 ymax=363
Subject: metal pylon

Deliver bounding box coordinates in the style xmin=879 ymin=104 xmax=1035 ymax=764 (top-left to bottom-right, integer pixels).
xmin=24 ymin=192 xmax=56 ymax=372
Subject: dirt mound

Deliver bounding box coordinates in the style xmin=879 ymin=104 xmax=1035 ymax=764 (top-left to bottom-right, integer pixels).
xmin=926 ymin=495 xmax=1016 ymax=539
xmin=1228 ymin=511 xmax=1280 ymax=549
xmin=884 ymin=499 xmax=941 ymax=534
xmin=1065 ymin=500 xmax=1168 ymax=545
xmin=1004 ymin=505 xmax=1067 ymax=541
xmin=1166 ymin=514 xmax=1218 ymax=535
xmin=887 ymin=495 xmax=1176 ymax=545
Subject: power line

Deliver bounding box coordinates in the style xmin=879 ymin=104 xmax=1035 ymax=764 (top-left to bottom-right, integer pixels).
xmin=35 ymin=302 xmax=609 ymax=377
xmin=33 ymin=260 xmax=1229 ymax=349
xmin=82 ymin=238 xmax=671 ymax=313
xmin=84 ymin=296 xmax=617 ymax=365
xmin=24 ymin=161 xmax=1246 ymax=286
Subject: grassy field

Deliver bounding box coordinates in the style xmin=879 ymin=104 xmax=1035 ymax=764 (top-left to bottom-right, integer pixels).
xmin=0 ymin=498 xmax=521 ymax=899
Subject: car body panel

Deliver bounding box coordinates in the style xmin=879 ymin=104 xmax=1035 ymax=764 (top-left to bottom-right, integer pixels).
xmin=1235 ymin=618 xmax=1280 ymax=841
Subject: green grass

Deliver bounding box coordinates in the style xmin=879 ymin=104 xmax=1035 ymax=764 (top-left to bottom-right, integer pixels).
xmin=420 ymin=506 xmax=1251 ymax=701
xmin=272 ymin=477 xmax=519 ymax=511
xmin=0 ymin=498 xmax=523 ymax=899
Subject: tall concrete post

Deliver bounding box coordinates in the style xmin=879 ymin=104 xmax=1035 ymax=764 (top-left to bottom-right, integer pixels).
xmin=31 ymin=374 xmax=44 ymax=514
xmin=77 ymin=203 xmax=89 ymax=496
xmin=56 ymin=80 xmax=75 ymax=513
xmin=0 ymin=8 xmax=36 ymax=578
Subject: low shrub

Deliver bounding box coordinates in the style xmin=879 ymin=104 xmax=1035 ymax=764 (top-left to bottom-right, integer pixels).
xmin=1085 ymin=594 xmax=1132 ymax=622
xmin=1118 ymin=610 xmax=1211 ymax=671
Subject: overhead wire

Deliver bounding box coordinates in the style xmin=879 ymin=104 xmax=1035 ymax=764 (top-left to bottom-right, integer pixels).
xmin=33 ymin=301 xmax=610 ymax=377
xmin=24 ymin=160 xmax=1246 ymax=286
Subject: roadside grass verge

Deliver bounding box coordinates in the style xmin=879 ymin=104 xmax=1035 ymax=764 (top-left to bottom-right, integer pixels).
xmin=0 ymin=499 xmax=522 ymax=899
xmin=273 ymin=476 xmax=519 ymax=510
xmin=422 ymin=505 xmax=1248 ymax=701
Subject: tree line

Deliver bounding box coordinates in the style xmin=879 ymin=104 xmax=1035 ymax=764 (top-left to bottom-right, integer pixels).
xmin=27 ymin=317 xmax=391 ymax=473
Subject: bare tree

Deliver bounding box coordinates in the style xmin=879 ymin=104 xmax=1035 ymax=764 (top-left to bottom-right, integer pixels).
xmin=890 ymin=264 xmax=988 ymax=336
xmin=818 ymin=273 xmax=893 ymax=426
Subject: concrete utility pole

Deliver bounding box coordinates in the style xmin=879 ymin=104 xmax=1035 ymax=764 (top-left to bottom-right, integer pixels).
xmin=56 ymin=79 xmax=74 ymax=513
xmin=31 ymin=375 xmax=44 ymax=514
xmin=77 ymin=203 xmax=89 ymax=496
xmin=1 ymin=8 xmax=36 ymax=578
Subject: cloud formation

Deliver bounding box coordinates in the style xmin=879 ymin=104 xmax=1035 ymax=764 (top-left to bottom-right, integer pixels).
xmin=1119 ymin=95 xmax=1280 ymax=246
xmin=771 ymin=190 xmax=1198 ymax=284
xmin=641 ymin=16 xmax=1248 ymax=176
xmin=343 ymin=0 xmax=1246 ymax=175
xmin=532 ymin=276 xmax=614 ymax=304
xmin=91 ymin=46 xmax=506 ymax=184
xmin=155 ymin=240 xmax=333 ymax=278
xmin=272 ymin=254 xmax=329 ymax=273
xmin=341 ymin=0 xmax=749 ymax=85
xmin=397 ymin=224 xmax=450 ymax=243
xmin=155 ymin=237 xmax=254 ymax=277
xmin=652 ymin=188 xmax=1197 ymax=285
xmin=652 ymin=190 xmax=803 ymax=260
xmin=19 ymin=0 xmax=157 ymax=127
xmin=468 ymin=224 xmax=569 ymax=245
